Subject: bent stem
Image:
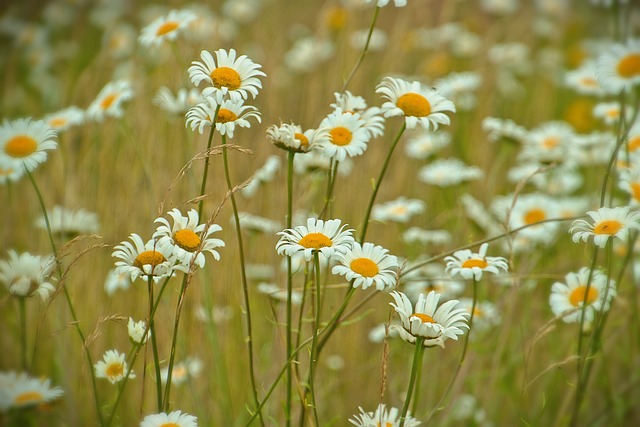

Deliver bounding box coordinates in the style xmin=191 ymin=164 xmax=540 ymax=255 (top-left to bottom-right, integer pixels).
xmin=286 ymin=151 xmax=295 ymax=427
xmin=341 ymin=5 xmax=381 ymax=93
xmin=399 ymin=337 xmax=426 ymax=427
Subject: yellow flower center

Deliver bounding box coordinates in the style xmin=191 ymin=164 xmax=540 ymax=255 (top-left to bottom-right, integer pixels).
xmin=542 ymin=137 xmax=559 ymax=149
xmin=156 ymin=21 xmax=179 ymax=36
xmin=617 ymin=53 xmax=640 ymax=78
xmin=160 ymin=424 xmax=180 ymax=427
xmin=0 ymin=167 xmax=15 ymax=176
xmin=298 ymin=232 xmax=332 ymax=249
xmin=629 ymin=136 xmax=640 ymax=152
xmin=174 ymin=229 xmax=201 ymax=252
xmin=326 ymin=7 xmax=348 ymax=31
xmin=173 ymin=365 xmax=187 ymax=379
xmin=329 ymin=126 xmax=352 ymax=146
xmin=606 ymin=108 xmax=619 ymax=119
xmin=350 ymin=257 xmax=379 ymax=277
xmin=631 ymin=183 xmax=640 ymax=201
xmin=593 ymin=219 xmax=623 ymax=235
xmin=4 ymin=135 xmax=37 ymax=158
xmin=106 ymin=362 xmax=124 ymax=379
xmin=580 ymin=77 xmax=598 ymax=87
xmin=461 ymin=258 xmax=488 ymax=269
xmin=569 ymin=285 xmax=599 ymax=307
xmin=100 ymin=94 xmax=117 ymax=109
xmin=217 ymin=108 xmax=238 ymax=123
xmin=392 ymin=206 xmax=407 ymax=215
xmin=49 ymin=117 xmax=67 ymax=128
xmin=376 ymin=423 xmax=393 ymax=427
xmin=133 ymin=250 xmax=166 ymax=271
xmin=294 ymin=132 xmax=309 ymax=146
xmin=524 ymin=208 xmax=546 ymax=225
xmin=396 ymin=92 xmax=431 ymax=117
xmin=210 ymin=66 xmax=241 ymax=90
xmin=14 ymin=391 xmax=43 ymax=405
xmin=410 ymin=312 xmax=436 ymax=324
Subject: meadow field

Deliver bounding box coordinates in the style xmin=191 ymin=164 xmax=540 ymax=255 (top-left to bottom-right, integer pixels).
xmin=2 ymin=0 xmax=640 ymax=426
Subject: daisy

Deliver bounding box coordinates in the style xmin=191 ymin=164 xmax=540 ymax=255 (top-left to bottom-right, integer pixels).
xmin=418 ymin=158 xmax=483 ymax=187
xmin=376 ymin=76 xmax=456 ymax=130
xmin=550 ymin=267 xmax=616 ymax=324
xmin=619 ymin=167 xmax=640 ymax=204
xmin=185 ymin=97 xmax=261 ymax=138
xmin=593 ymin=101 xmax=628 ymax=126
xmin=597 ymin=38 xmax=640 ymax=94
xmin=349 ymin=27 xmax=388 ymax=52
xmin=234 ymin=212 xmax=282 ymax=234
xmin=626 ymin=121 xmax=640 ymax=152
xmin=444 ymin=243 xmax=509 ymax=281
xmin=153 ymin=208 xmax=224 ymax=269
xmin=112 ymin=233 xmax=180 ymax=282
xmin=371 ymin=196 xmax=426 ymax=223
xmin=460 ymin=194 xmax=503 ymax=236
xmin=0 ymin=165 xmax=23 ymax=184
xmin=435 ymin=71 xmax=482 ymax=111
xmin=127 ymin=318 xmax=149 ymax=344
xmin=267 ymin=123 xmax=330 ymax=154
xmin=0 ymin=250 xmax=56 ymax=300
xmin=402 ymin=260 xmax=465 ymax=301
xmin=330 ymin=91 xmax=385 ymax=139
xmin=364 ymin=0 xmax=408 ymax=7
xmin=481 ymin=116 xmax=527 ymax=143
xmin=276 ymin=218 xmax=354 ymax=261
xmin=87 ymin=80 xmax=134 ymax=121
xmin=332 ymin=242 xmax=398 ymax=290
xmin=34 ymin=205 xmax=100 ymax=237
xmin=402 ymin=227 xmax=452 ymax=246
xmin=138 ymin=9 xmax=196 ymax=48
xmin=0 ymin=371 xmax=63 ymax=411
xmin=153 ymin=86 xmax=202 ymax=115
xmin=160 ymin=358 xmax=203 ymax=386
xmin=256 ymin=282 xmax=303 ymax=305
xmin=284 ymin=36 xmax=334 ymax=74
xmin=518 ymin=121 xmax=575 ymax=164
xmin=241 ymin=155 xmax=281 ymax=197
xmin=349 ymin=404 xmax=419 ymax=427
xmin=564 ymin=60 xmax=606 ymax=96
xmin=42 ymin=106 xmax=85 ymax=132
xmin=140 ymin=410 xmax=198 ymax=427
xmin=570 ymin=206 xmax=640 ymax=247
xmin=404 ymin=129 xmax=451 ymax=160
xmin=458 ymin=298 xmax=501 ymax=334
xmin=0 ymin=118 xmax=57 ymax=173
xmin=293 ymin=150 xmax=354 ymax=175
xmin=495 ymin=193 xmax=561 ymax=244
xmin=95 ymin=349 xmax=134 ymax=384
xmin=389 ymin=290 xmax=470 ymax=348
xmin=104 ymin=268 xmax=131 ymax=295
xmin=316 ymin=108 xmax=370 ymax=162
xmin=188 ymin=48 xmax=265 ymax=103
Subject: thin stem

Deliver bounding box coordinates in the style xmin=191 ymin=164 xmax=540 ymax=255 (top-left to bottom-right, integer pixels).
xmin=197 ymin=106 xmax=220 ymax=219
xmin=340 ymin=6 xmax=381 ymax=93
xmin=399 ymin=337 xmax=426 ymax=427
xmin=19 ymin=298 xmax=27 ymax=371
xmin=359 ymin=123 xmax=406 ymax=243
xmin=286 ymin=151 xmax=295 ymax=427
xmin=147 ymin=276 xmax=163 ymax=412
xmin=307 ymin=252 xmax=323 ymax=427
xmin=221 ymin=135 xmax=264 ymax=426
xmin=162 ymin=273 xmax=189 ymax=410
xmin=318 ymin=160 xmax=339 ymax=220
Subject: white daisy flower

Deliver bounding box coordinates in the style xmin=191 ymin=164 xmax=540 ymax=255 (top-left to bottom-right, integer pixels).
xmin=377 ymin=76 xmax=456 ymax=130
xmin=481 ymin=116 xmax=527 ymax=143
xmin=153 ymin=87 xmax=202 ymax=115
xmin=418 ymin=158 xmax=483 ymax=187
xmin=87 ymin=80 xmax=134 ymax=122
xmin=256 ymin=282 xmax=303 ymax=305
xmin=127 ymin=318 xmax=149 ymax=344
xmin=34 ymin=205 xmax=100 ymax=237
xmin=597 ymin=38 xmax=640 ymax=94
xmin=564 ymin=60 xmax=605 ymax=96
xmin=435 ymin=71 xmax=481 ymax=111
xmin=332 ymin=242 xmax=398 ymax=290
xmin=185 ymin=97 xmax=261 ymax=138
xmin=242 ymin=155 xmax=281 ymax=197
xmin=0 ymin=371 xmax=63 ymax=411
xmin=518 ymin=121 xmax=575 ymax=164
xmin=330 ymin=91 xmax=385 ymax=139
xmin=293 ymin=150 xmax=354 ymax=175
xmin=444 ymin=243 xmax=509 ymax=281
xmin=363 ymin=0 xmax=408 ymax=7
xmin=42 ymin=106 xmax=85 ymax=132
xmin=267 ymin=123 xmax=326 ymax=153
xmin=493 ymin=193 xmax=561 ymax=245
xmin=402 ymin=260 xmax=465 ymax=301
xmin=619 ymin=167 xmax=640 ymax=205
xmin=389 ymin=290 xmax=470 ymax=348
xmin=460 ymin=194 xmax=503 ymax=236
xmin=188 ymin=48 xmax=265 ymax=103
xmin=371 ymin=196 xmax=426 ymax=223
xmin=0 ymin=165 xmax=23 ymax=184
xmin=404 ymin=129 xmax=451 ymax=160
xmin=349 ymin=404 xmax=419 ymax=427
xmin=0 ymin=118 xmax=57 ymax=174
xmin=593 ymin=101 xmax=628 ymax=126
xmin=234 ymin=212 xmax=281 ymax=235
xmin=153 ymin=208 xmax=224 ymax=269
xmin=112 ymin=233 xmax=181 ymax=282
xmin=284 ymin=36 xmax=334 ymax=74
xmin=316 ymin=108 xmax=370 ymax=162
xmin=0 ymin=250 xmax=56 ymax=300
xmin=140 ymin=410 xmax=198 ymax=427
xmin=276 ymin=218 xmax=354 ymax=261
xmin=138 ymin=9 xmax=195 ymax=48
xmin=626 ymin=121 xmax=640 ymax=153
xmin=570 ymin=206 xmax=640 ymax=248
xmin=402 ymin=227 xmax=452 ymax=246
xmin=458 ymin=298 xmax=501 ymax=335
xmin=104 ymin=268 xmax=131 ymax=295
xmin=160 ymin=358 xmax=202 ymax=387
xmin=550 ymin=267 xmax=616 ymax=324
xmin=95 ymin=349 xmax=134 ymax=384
xmin=349 ymin=27 xmax=388 ymax=52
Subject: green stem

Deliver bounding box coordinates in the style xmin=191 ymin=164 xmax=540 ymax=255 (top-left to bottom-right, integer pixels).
xmin=19 ymin=298 xmax=27 ymax=371
xmin=147 ymin=276 xmax=163 ymax=412
xmin=318 ymin=160 xmax=339 ymax=220
xmin=340 ymin=6 xmax=380 ymax=93
xmin=221 ymin=135 xmax=264 ymax=426
xmin=162 ymin=274 xmax=189 ymax=411
xmin=197 ymin=106 xmax=220 ymax=219
xmin=307 ymin=252 xmax=323 ymax=426
xmin=286 ymin=151 xmax=295 ymax=427
xmin=399 ymin=337 xmax=426 ymax=427
xmin=359 ymin=123 xmax=406 ymax=243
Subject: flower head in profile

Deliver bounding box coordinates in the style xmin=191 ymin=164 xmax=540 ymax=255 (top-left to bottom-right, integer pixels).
xmin=160 ymin=357 xmax=203 ymax=387
xmin=550 ymin=267 xmax=616 ymax=325
xmin=140 ymin=410 xmax=198 ymax=427
xmin=95 ymin=349 xmax=134 ymax=384
xmin=266 ymin=123 xmax=330 ymax=153
xmin=0 ymin=371 xmax=64 ymax=412
xmin=349 ymin=404 xmax=419 ymax=427
xmin=127 ymin=318 xmax=149 ymax=344
xmin=364 ymin=0 xmax=408 ymax=7
xmin=87 ymin=80 xmax=134 ymax=122
xmin=154 ymin=87 xmax=202 ymax=115
xmin=43 ymin=106 xmax=85 ymax=132
xmin=332 ymin=242 xmax=398 ymax=291
xmin=276 ymin=218 xmax=354 ymax=261
xmin=104 ymin=268 xmax=131 ymax=295
xmin=35 ymin=205 xmax=100 ymax=237
xmin=316 ymin=108 xmax=370 ymax=162
xmin=389 ymin=290 xmax=469 ymax=348
xmin=597 ymin=38 xmax=640 ymax=94
xmin=418 ymin=158 xmax=483 ymax=187
xmin=371 ymin=196 xmax=426 ymax=223
xmin=112 ymin=234 xmax=182 ymax=282
xmin=185 ymin=97 xmax=261 ymax=138
xmin=153 ymin=208 xmax=224 ymax=269
xmin=0 ymin=250 xmax=56 ymax=300
xmin=0 ymin=118 xmax=57 ymax=174
xmin=188 ymin=48 xmax=265 ymax=103
xmin=570 ymin=206 xmax=640 ymax=248
xmin=139 ymin=9 xmax=196 ymax=48
xmin=444 ymin=243 xmax=509 ymax=281
xmin=376 ymin=76 xmax=455 ymax=130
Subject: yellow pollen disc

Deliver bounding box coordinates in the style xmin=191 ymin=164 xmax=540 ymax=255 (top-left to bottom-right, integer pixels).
xmin=376 ymin=423 xmax=393 ymax=427
xmin=329 ymin=126 xmax=353 ymax=146
xmin=100 ymin=94 xmax=117 ymax=109
xmin=524 ymin=208 xmax=546 ymax=225
xmin=294 ymin=132 xmax=309 ymax=146
xmin=14 ymin=391 xmax=43 ymax=404
xmin=569 ymin=285 xmax=599 ymax=307
xmin=210 ymin=66 xmax=241 ymax=90
xmin=631 ymin=183 xmax=640 ymax=201
xmin=593 ymin=219 xmax=623 ymax=235
xmin=298 ymin=232 xmax=332 ymax=249
xmin=396 ymin=92 xmax=431 ymax=117
xmin=217 ymin=108 xmax=238 ymax=123
xmin=326 ymin=7 xmax=348 ymax=31
xmin=411 ymin=312 xmax=436 ymax=324
xmin=4 ymin=135 xmax=37 ymax=158
xmin=0 ymin=167 xmax=14 ymax=176
xmin=350 ymin=257 xmax=379 ymax=277
xmin=606 ymin=109 xmax=619 ymax=118
xmin=173 ymin=365 xmax=187 ymax=378
xmin=49 ymin=117 xmax=67 ymax=128
xmin=617 ymin=53 xmax=640 ymax=78
xmin=392 ymin=206 xmax=407 ymax=215
xmin=542 ymin=137 xmax=559 ymax=149
xmin=160 ymin=423 xmax=181 ymax=427
xmin=174 ymin=229 xmax=201 ymax=252
xmin=156 ymin=21 xmax=179 ymax=36
xmin=581 ymin=77 xmax=598 ymax=87
xmin=133 ymin=250 xmax=166 ymax=270
xmin=629 ymin=136 xmax=640 ymax=151
xmin=461 ymin=258 xmax=488 ymax=269
xmin=106 ymin=363 xmax=124 ymax=379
